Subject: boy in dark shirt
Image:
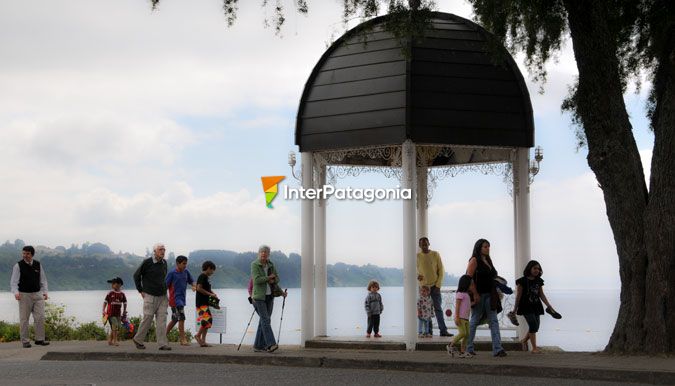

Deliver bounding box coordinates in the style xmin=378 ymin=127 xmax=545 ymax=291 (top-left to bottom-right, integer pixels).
xmin=165 ymin=255 xmax=195 ymax=346
xmin=195 ymin=261 xmax=218 ymax=348
xmin=102 ymin=277 xmax=127 ymax=346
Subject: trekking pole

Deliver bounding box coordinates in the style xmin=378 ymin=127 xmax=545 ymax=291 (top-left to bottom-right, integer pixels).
xmin=237 ymin=308 xmax=256 ymax=351
xmin=277 ymin=289 xmax=288 ymax=345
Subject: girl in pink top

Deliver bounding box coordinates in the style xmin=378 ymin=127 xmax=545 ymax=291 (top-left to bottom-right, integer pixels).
xmin=447 ymin=275 xmax=474 ymax=358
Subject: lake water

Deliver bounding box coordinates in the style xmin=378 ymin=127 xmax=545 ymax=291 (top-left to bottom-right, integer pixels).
xmin=0 ymin=287 xmax=619 ymax=351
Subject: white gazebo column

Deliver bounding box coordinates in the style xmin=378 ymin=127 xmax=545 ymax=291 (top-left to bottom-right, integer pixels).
xmin=314 ymin=163 xmax=327 ymax=336
xmin=513 ymin=147 xmax=531 ymax=340
xmin=402 ymin=140 xmax=418 ymax=350
xmin=416 ymin=166 xmax=428 ymax=240
xmin=301 ymin=152 xmax=315 ymax=345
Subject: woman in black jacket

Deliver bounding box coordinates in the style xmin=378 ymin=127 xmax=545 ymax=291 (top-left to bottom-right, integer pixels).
xmin=465 ymin=238 xmax=507 ymax=357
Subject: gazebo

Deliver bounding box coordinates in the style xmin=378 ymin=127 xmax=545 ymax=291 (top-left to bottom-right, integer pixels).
xmin=295 ymin=12 xmax=537 ymax=350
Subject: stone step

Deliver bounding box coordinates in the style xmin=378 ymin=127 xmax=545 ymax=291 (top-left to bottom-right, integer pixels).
xmin=305 ymin=336 xmax=526 ymax=351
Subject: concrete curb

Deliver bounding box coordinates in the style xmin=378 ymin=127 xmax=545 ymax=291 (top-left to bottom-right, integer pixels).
xmin=42 ymin=351 xmax=675 ymax=385
xmin=42 ymin=351 xmax=323 ymax=367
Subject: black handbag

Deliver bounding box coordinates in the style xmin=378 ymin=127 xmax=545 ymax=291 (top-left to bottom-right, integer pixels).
xmin=271 ymin=283 xmax=284 ymax=297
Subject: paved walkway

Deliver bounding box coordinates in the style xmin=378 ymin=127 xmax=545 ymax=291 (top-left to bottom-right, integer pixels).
xmin=1 ymin=341 xmax=673 ymax=385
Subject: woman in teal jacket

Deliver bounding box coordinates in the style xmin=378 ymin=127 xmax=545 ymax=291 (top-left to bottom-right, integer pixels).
xmin=251 ymin=245 xmax=279 ymax=352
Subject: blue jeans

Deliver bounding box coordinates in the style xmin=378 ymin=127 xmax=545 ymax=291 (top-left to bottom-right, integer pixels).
xmin=253 ymin=295 xmax=276 ymax=349
xmin=418 ymin=317 xmax=431 ymax=334
xmin=430 ymin=286 xmax=448 ymax=333
xmin=467 ymin=293 xmax=503 ymax=355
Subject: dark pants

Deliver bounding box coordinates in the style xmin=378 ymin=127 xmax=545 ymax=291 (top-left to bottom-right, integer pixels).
xmin=430 ymin=286 xmax=448 ymax=333
xmin=253 ymin=295 xmax=276 ymax=349
xmin=523 ymin=313 xmax=540 ymax=333
xmin=367 ymin=314 xmax=380 ymax=334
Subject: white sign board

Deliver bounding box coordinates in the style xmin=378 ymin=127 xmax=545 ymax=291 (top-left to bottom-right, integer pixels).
xmin=210 ymin=307 xmax=226 ymax=334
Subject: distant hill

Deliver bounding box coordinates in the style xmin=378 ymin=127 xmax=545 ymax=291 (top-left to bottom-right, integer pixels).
xmin=0 ymin=240 xmax=459 ymax=291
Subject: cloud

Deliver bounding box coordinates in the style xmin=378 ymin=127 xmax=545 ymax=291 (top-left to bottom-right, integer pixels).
xmin=0 ymin=1 xmax=344 ymax=122
xmin=0 ymin=114 xmax=194 ymax=169
xmin=75 ymin=184 xmax=297 ymax=253
xmin=0 ymin=175 xmax=298 ymax=256
xmin=640 ymin=148 xmax=652 ymax=184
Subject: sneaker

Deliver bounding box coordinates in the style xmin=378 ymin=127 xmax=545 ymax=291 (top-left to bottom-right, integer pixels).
xmin=466 ymin=351 xmax=476 ymax=357
xmin=446 ymin=344 xmax=456 ymax=357
xmin=34 ymin=341 xmax=50 ymax=346
xmin=374 ymin=333 xmax=382 ymax=338
xmin=132 ymin=338 xmax=146 ymax=350
xmin=366 ymin=333 xmax=371 ymax=338
xmin=253 ymin=347 xmax=266 ymax=352
xmin=458 ymin=352 xmax=473 ymax=358
xmin=494 ymin=350 xmax=508 ymax=357
xmin=439 ymin=330 xmax=454 ymax=337
xmin=507 ymin=311 xmax=520 ymax=326
xmin=22 ymin=342 xmax=31 ymax=348
xmin=267 ymin=344 xmax=279 ymax=353
xmin=158 ymin=345 xmax=172 ymax=351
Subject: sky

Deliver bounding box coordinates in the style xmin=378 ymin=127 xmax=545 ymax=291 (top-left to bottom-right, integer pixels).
xmin=0 ymin=1 xmax=655 ymax=289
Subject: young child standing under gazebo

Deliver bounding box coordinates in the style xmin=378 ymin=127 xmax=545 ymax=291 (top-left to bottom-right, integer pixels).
xmin=364 ymin=280 xmax=384 ymax=338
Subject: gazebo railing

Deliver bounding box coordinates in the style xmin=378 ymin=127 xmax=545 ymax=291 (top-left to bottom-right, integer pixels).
xmin=441 ymin=289 xmax=517 ymax=331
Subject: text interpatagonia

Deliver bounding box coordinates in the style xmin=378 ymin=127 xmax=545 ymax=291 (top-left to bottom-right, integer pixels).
xmin=284 ymin=185 xmax=412 ymax=203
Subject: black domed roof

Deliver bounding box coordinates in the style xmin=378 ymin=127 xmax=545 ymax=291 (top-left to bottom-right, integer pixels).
xmin=295 ymin=12 xmax=534 ymax=153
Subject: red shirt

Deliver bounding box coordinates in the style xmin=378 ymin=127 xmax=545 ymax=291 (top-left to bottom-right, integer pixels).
xmin=104 ymin=290 xmax=127 ymax=317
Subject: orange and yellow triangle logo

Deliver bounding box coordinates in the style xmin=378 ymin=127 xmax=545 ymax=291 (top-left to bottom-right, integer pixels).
xmin=261 ymin=176 xmax=285 ymax=208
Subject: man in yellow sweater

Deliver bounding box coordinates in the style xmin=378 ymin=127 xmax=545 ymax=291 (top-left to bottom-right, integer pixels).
xmin=416 ymin=237 xmax=452 ymax=337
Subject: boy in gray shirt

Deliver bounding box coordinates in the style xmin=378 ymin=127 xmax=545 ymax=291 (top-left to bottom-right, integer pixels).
xmin=364 ymin=280 xmax=384 ymax=338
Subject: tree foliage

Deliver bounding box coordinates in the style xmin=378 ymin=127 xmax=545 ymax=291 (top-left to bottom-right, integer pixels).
xmin=471 ymin=0 xmax=672 ymax=138
xmin=150 ymin=0 xmax=435 ymax=36
xmin=151 ymin=0 xmax=308 ymax=35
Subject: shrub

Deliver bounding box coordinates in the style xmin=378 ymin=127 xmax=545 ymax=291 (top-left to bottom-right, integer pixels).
xmin=1 ymin=305 xmax=192 ymax=343
xmin=0 ymin=321 xmax=20 ymax=342
xmin=44 ymin=303 xmax=76 ymax=341
xmin=167 ymin=325 xmax=194 ymax=343
xmin=130 ymin=315 xmax=194 ymax=343
xmin=73 ymin=322 xmax=107 ymax=341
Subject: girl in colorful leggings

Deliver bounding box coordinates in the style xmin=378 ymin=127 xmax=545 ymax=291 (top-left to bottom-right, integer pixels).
xmin=447 ymin=275 xmax=473 ymax=358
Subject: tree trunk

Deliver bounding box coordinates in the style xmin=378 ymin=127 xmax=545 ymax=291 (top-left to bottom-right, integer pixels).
xmin=564 ymin=0 xmax=651 ymax=353
xmin=643 ymin=19 xmax=675 ymax=353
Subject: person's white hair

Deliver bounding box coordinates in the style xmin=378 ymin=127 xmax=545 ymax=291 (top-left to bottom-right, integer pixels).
xmin=258 ymin=245 xmax=270 ymax=254
xmin=153 ymin=243 xmax=165 ymax=252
